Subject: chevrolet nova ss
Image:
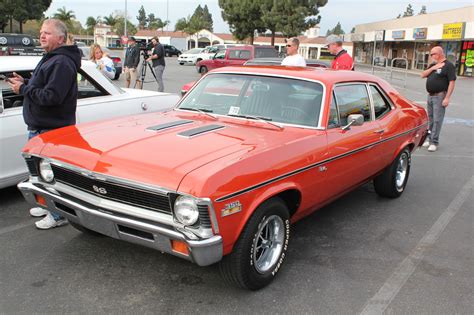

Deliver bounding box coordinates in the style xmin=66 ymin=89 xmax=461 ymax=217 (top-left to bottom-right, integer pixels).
xmin=18 ymin=66 xmax=428 ymax=290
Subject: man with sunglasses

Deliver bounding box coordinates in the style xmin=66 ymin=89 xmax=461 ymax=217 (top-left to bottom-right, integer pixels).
xmin=420 ymin=46 xmax=456 ymax=152
xmin=326 ymin=35 xmax=353 ymax=70
xmin=281 ymin=37 xmax=306 ymax=67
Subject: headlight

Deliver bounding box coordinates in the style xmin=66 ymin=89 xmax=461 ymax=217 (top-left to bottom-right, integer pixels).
xmin=39 ymin=159 xmax=54 ymax=182
xmin=174 ymin=196 xmax=199 ymax=226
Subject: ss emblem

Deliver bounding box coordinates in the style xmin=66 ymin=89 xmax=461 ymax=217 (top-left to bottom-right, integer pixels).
xmin=92 ymin=185 xmax=107 ymax=195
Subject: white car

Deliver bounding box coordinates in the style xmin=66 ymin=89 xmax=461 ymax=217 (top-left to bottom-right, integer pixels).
xmin=193 ymin=46 xmax=220 ymax=63
xmin=0 ymin=56 xmax=179 ymax=189
xmin=177 ymin=48 xmax=204 ymax=65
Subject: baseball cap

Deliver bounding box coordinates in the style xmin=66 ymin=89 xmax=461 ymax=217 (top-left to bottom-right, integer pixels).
xmin=325 ymin=35 xmax=342 ymax=46
xmin=129 ymin=36 xmax=136 ymax=42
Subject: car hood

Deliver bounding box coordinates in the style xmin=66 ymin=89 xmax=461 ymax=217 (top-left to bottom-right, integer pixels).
xmin=27 ymin=111 xmax=308 ymax=191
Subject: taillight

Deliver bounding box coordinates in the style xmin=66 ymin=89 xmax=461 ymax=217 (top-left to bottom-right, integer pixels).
xmin=112 ymin=57 xmax=121 ymax=64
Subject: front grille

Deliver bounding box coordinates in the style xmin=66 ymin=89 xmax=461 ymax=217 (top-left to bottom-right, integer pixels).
xmin=197 ymin=204 xmax=212 ymax=228
xmin=51 ymin=165 xmax=172 ymax=214
xmin=25 ymin=157 xmax=39 ymax=176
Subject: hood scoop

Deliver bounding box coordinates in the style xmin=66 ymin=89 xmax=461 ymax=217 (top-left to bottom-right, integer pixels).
xmin=178 ymin=124 xmax=225 ymax=138
xmin=147 ymin=120 xmax=193 ymax=132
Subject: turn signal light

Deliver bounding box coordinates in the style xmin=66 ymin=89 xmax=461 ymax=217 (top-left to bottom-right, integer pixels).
xmin=35 ymin=194 xmax=46 ymax=207
xmin=171 ymin=240 xmax=189 ymax=256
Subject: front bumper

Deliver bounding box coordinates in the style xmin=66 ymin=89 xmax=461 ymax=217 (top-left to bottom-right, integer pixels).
xmin=178 ymin=59 xmax=196 ymax=65
xmin=17 ymin=180 xmax=222 ymax=266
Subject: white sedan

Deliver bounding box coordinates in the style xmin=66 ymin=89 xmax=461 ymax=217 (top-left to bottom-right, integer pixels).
xmin=0 ymin=56 xmax=179 ymax=189
xmin=177 ymin=48 xmax=204 ymax=65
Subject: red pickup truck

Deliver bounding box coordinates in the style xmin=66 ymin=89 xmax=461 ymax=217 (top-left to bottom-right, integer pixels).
xmin=196 ymin=45 xmax=278 ymax=74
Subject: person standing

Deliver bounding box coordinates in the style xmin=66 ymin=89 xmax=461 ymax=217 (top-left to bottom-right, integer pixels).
xmin=7 ymin=19 xmax=81 ymax=229
xmin=326 ymin=35 xmax=353 ymax=70
xmin=420 ymin=46 xmax=456 ymax=152
xmin=281 ymin=37 xmax=306 ymax=67
xmin=124 ymin=36 xmax=140 ymax=88
xmin=146 ymin=36 xmax=166 ymax=92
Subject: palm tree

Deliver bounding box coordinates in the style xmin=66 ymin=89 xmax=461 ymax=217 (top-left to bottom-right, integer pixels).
xmin=103 ymin=14 xmax=118 ymax=27
xmin=53 ymin=6 xmax=76 ymax=23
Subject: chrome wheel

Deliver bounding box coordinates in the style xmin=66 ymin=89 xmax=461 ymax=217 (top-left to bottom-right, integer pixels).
xmin=252 ymin=215 xmax=285 ymax=274
xmin=395 ymin=152 xmax=409 ymax=190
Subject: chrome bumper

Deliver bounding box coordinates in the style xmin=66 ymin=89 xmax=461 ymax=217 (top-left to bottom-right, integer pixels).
xmin=17 ymin=180 xmax=222 ymax=266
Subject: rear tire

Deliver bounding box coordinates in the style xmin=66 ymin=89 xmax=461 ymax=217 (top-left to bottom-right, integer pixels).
xmin=219 ymin=197 xmax=290 ymax=290
xmin=70 ymin=221 xmax=103 ymax=236
xmin=374 ymin=147 xmax=411 ymax=198
xmin=199 ymin=66 xmax=208 ymax=74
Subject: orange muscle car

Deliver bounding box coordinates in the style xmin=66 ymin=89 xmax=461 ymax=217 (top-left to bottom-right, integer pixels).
xmin=18 ymin=66 xmax=428 ymax=290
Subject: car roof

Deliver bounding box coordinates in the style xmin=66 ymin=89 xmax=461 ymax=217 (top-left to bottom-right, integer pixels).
xmin=210 ymin=65 xmax=383 ymax=85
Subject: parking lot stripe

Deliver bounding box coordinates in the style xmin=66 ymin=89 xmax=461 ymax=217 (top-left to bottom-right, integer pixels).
xmin=0 ymin=221 xmax=32 ymax=236
xmin=359 ymin=175 xmax=474 ymax=315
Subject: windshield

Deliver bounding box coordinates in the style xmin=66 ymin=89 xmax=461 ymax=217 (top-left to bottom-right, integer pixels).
xmin=178 ymin=73 xmax=324 ymax=127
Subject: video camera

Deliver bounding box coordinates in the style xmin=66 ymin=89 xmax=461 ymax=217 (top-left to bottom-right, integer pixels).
xmin=138 ymin=41 xmax=154 ymax=59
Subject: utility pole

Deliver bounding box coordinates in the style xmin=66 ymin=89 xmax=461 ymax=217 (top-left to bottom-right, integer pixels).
xmin=125 ymin=0 xmax=128 ymax=42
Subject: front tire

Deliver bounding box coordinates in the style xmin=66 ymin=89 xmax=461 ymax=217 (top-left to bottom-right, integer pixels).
xmin=199 ymin=66 xmax=208 ymax=74
xmin=374 ymin=147 xmax=411 ymax=198
xmin=219 ymin=197 xmax=290 ymax=290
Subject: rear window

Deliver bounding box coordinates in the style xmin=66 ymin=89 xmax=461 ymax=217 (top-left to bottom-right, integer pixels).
xmin=255 ymin=48 xmax=278 ymax=58
xmin=0 ymin=35 xmax=35 ymax=47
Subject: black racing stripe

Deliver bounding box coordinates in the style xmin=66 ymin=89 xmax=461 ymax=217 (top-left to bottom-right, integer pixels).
xmin=146 ymin=120 xmax=193 ymax=131
xmin=215 ymin=123 xmax=428 ymax=202
xmin=178 ymin=124 xmax=225 ymax=137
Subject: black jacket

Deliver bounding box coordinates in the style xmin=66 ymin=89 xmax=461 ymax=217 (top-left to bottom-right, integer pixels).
xmin=124 ymin=45 xmax=140 ymax=68
xmin=20 ymin=45 xmax=81 ymax=130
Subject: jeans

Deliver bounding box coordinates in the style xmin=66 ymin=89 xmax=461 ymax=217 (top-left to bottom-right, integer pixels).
xmin=426 ymin=93 xmax=446 ymax=145
xmin=27 ymin=129 xmax=62 ymax=221
xmin=153 ymin=65 xmax=165 ymax=92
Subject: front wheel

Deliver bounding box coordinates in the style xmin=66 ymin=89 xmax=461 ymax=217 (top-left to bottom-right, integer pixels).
xmin=199 ymin=66 xmax=208 ymax=74
xmin=374 ymin=147 xmax=411 ymax=198
xmin=219 ymin=197 xmax=290 ymax=290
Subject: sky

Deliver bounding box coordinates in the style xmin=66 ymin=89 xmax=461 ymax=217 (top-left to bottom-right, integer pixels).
xmin=44 ymin=0 xmax=472 ymax=35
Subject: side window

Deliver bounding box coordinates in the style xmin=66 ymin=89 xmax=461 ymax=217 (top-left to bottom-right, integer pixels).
xmin=328 ymin=93 xmax=340 ymax=128
xmin=214 ymin=51 xmax=225 ymax=59
xmin=77 ymin=70 xmax=107 ymax=99
xmin=229 ymin=50 xmax=250 ymax=60
xmin=369 ymin=85 xmax=391 ymax=119
xmin=334 ymin=84 xmax=371 ymax=125
xmin=0 ymin=70 xmax=32 ymax=109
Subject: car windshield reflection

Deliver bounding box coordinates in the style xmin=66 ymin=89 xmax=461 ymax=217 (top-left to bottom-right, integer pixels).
xmin=178 ymin=73 xmax=324 ymax=127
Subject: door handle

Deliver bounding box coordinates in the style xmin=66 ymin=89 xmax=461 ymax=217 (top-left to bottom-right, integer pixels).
xmin=374 ymin=129 xmax=385 ymax=134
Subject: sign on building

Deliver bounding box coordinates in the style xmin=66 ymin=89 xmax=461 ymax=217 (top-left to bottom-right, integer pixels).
xmin=392 ymin=30 xmax=406 ymax=40
xmin=442 ymin=23 xmax=465 ymax=40
xmin=413 ymin=28 xmax=428 ymax=40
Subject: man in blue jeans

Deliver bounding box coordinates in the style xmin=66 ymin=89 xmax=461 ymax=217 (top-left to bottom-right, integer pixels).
xmin=420 ymin=46 xmax=456 ymax=152
xmin=8 ymin=19 xmax=81 ymax=229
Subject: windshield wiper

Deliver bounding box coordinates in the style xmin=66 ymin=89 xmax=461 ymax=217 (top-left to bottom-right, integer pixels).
xmin=227 ymin=113 xmax=284 ymax=130
xmin=179 ymin=107 xmax=217 ymax=120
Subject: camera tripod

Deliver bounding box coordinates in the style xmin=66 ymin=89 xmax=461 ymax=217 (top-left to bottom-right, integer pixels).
xmin=135 ymin=53 xmax=158 ymax=90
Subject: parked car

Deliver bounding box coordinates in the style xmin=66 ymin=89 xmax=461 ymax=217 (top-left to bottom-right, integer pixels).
xmin=194 ymin=46 xmax=221 ymax=64
xmin=0 ymin=56 xmax=179 ymax=189
xmin=0 ymin=33 xmax=44 ymax=56
xmin=17 ymin=66 xmax=428 ymax=290
xmin=163 ymin=44 xmax=182 ymax=57
xmin=78 ymin=46 xmax=122 ymax=80
xmin=196 ymin=45 xmax=279 ymax=74
xmin=177 ymin=48 xmax=204 ymax=65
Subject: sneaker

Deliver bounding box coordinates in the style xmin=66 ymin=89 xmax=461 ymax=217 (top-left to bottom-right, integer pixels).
xmin=35 ymin=213 xmax=68 ymax=230
xmin=422 ymin=140 xmax=430 ymax=148
xmin=30 ymin=207 xmax=49 ymax=217
xmin=428 ymin=144 xmax=437 ymax=152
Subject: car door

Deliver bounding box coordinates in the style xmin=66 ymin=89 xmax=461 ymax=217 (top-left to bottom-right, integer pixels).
xmin=227 ymin=49 xmax=251 ymax=67
xmin=322 ymin=83 xmax=384 ymax=199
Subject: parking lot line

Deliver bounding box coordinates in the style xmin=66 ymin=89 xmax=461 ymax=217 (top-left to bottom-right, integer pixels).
xmin=0 ymin=221 xmax=32 ymax=236
xmin=359 ymin=175 xmax=474 ymax=315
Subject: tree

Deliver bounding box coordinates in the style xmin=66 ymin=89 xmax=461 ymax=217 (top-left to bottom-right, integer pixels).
xmin=103 ymin=14 xmax=118 ymax=27
xmin=326 ymin=22 xmax=345 ymax=36
xmin=2 ymin=0 xmax=51 ymax=33
xmin=202 ymin=5 xmax=213 ymax=32
xmin=113 ymin=16 xmax=136 ymax=37
xmin=274 ymin=0 xmax=328 ymax=38
xmin=260 ymin=0 xmax=284 ymax=46
xmin=53 ymin=6 xmax=75 ymax=22
xmin=174 ymin=17 xmax=188 ymax=32
xmin=403 ymin=4 xmax=414 ymax=17
xmin=184 ymin=14 xmax=208 ymax=47
xmin=219 ymin=0 xmax=266 ymax=44
xmin=85 ymin=16 xmax=97 ymax=34
xmin=137 ymin=5 xmax=147 ymax=29
xmin=418 ymin=5 xmax=427 ymax=15
xmin=350 ymin=27 xmax=355 ymax=33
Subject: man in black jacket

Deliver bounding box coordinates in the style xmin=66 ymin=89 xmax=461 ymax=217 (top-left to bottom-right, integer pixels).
xmin=124 ymin=36 xmax=140 ymax=88
xmin=8 ymin=18 xmax=81 ymax=229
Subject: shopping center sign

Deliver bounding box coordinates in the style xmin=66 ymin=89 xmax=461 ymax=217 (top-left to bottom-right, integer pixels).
xmin=442 ymin=23 xmax=465 ymax=40
xmin=413 ymin=28 xmax=428 ymax=40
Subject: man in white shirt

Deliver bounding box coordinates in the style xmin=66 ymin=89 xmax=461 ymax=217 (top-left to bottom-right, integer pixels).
xmin=281 ymin=37 xmax=306 ymax=67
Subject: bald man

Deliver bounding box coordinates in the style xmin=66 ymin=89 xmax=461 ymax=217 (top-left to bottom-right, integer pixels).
xmin=420 ymin=46 xmax=456 ymax=152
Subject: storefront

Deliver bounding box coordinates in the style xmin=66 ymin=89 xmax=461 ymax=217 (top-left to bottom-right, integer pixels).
xmin=459 ymin=41 xmax=474 ymax=76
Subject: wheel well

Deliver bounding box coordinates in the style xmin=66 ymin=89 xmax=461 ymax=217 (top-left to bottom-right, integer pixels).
xmin=273 ymin=189 xmax=301 ymax=218
xmin=197 ymin=58 xmax=202 ymax=62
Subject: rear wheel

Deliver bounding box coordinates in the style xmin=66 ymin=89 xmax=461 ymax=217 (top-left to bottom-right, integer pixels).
xmin=70 ymin=221 xmax=103 ymax=237
xmin=374 ymin=147 xmax=411 ymax=198
xmin=219 ymin=197 xmax=290 ymax=290
xmin=199 ymin=66 xmax=208 ymax=74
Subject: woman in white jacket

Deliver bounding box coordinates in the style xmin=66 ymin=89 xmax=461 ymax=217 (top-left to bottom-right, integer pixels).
xmin=89 ymin=44 xmax=116 ymax=80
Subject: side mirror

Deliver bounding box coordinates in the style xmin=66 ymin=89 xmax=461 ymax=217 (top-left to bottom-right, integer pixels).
xmin=341 ymin=114 xmax=364 ymax=131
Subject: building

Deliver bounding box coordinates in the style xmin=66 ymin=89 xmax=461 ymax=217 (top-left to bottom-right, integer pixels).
xmin=346 ymin=6 xmax=474 ymax=77
xmin=134 ymin=30 xmax=188 ymax=51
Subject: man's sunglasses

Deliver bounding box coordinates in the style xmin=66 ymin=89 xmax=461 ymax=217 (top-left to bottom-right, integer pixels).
xmin=286 ymin=44 xmax=293 ymax=47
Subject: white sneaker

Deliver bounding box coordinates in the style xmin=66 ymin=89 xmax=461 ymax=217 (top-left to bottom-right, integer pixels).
xmin=30 ymin=207 xmax=49 ymax=217
xmin=422 ymin=140 xmax=430 ymax=148
xmin=428 ymin=144 xmax=437 ymax=152
xmin=35 ymin=213 xmax=68 ymax=230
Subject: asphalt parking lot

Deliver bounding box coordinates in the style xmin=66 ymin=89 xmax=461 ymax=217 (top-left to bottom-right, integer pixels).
xmin=0 ymin=58 xmax=472 ymax=314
